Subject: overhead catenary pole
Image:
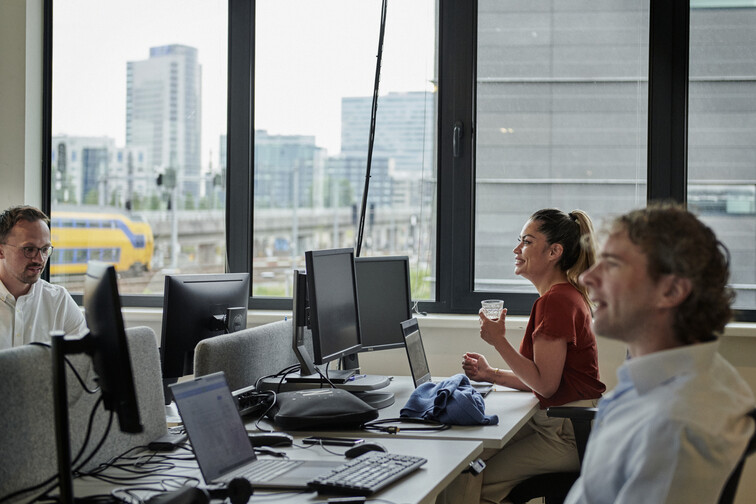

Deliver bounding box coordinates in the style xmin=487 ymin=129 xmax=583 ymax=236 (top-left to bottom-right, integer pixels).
xmin=355 ymin=0 xmax=388 ymax=257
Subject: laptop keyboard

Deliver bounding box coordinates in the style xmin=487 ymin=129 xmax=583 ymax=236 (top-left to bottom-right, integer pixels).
xmin=228 ymin=459 xmax=303 ymax=482
xmin=307 ymin=452 xmax=427 ymax=495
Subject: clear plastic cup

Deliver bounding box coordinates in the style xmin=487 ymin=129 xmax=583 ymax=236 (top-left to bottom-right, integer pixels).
xmin=481 ymin=299 xmax=504 ymax=320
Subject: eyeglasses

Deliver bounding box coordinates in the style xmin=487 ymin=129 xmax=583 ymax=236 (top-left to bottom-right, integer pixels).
xmin=1 ymin=243 xmax=55 ymax=259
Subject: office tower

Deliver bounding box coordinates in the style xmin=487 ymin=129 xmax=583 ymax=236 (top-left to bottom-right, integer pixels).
xmin=254 ymin=130 xmax=326 ymax=209
xmin=341 ymin=91 xmax=435 ymax=176
xmin=52 ymin=135 xmax=115 ymax=205
xmin=52 ymin=136 xmax=151 ymax=210
xmin=340 ymin=91 xmax=435 ymax=210
xmin=325 ymin=155 xmax=393 ymax=208
xmin=126 ymin=44 xmax=202 ymax=204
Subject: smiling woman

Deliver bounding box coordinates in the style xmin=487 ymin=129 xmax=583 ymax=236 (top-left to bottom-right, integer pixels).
xmin=454 ymin=208 xmax=605 ymax=503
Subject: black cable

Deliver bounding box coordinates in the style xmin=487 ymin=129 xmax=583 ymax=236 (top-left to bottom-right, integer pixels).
xmin=28 ymin=341 xmax=100 ymax=394
xmin=355 ymin=0 xmax=388 ymax=257
xmin=318 ymin=363 xmax=339 ymax=388
xmin=73 ymin=396 xmax=106 ymax=468
xmin=361 ymin=417 xmax=450 ymax=434
xmin=0 ymin=395 xmax=105 ymax=504
xmin=73 ymin=407 xmax=114 ymax=475
xmin=78 ymin=443 xmax=202 ymax=495
xmin=34 ymin=402 xmax=113 ymax=503
xmin=253 ymin=389 xmax=278 ymax=432
xmin=255 ymin=364 xmax=300 ymax=387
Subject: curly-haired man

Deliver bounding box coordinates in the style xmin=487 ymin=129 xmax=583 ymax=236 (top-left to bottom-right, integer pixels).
xmin=566 ymin=204 xmax=755 ymax=503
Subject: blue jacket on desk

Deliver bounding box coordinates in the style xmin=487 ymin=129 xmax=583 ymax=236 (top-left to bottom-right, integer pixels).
xmin=400 ymin=374 xmax=499 ymax=425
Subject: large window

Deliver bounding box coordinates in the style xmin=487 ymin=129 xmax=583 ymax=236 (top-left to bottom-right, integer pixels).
xmin=474 ymin=1 xmax=649 ymax=297
xmin=688 ymin=3 xmax=756 ymax=315
xmin=250 ymin=0 xmax=436 ymax=301
xmin=50 ymin=0 xmax=228 ymax=296
xmin=44 ymin=0 xmax=756 ymax=319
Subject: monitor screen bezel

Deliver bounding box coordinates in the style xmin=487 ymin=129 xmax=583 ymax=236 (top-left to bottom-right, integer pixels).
xmin=83 ymin=261 xmax=143 ymax=433
xmin=400 ymin=318 xmax=432 ymax=387
xmin=305 ymin=248 xmax=362 ymax=365
xmin=159 ymin=272 xmax=250 ymax=381
xmin=354 ymin=255 xmax=412 ymax=352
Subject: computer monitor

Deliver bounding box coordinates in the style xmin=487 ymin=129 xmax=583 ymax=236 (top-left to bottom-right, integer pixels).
xmin=339 ymin=256 xmax=412 ymax=370
xmin=54 ymin=261 xmax=144 ymax=503
xmin=304 ymin=248 xmax=362 ymax=377
xmin=160 ymin=272 xmax=250 ymax=402
xmin=83 ymin=261 xmax=143 ymax=433
xmin=355 ymin=256 xmax=412 ymax=350
xmin=291 ymin=268 xmax=317 ymax=376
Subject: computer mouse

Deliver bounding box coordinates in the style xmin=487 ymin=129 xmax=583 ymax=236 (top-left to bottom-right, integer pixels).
xmin=344 ymin=442 xmax=387 ymax=459
xmin=248 ymin=432 xmax=294 ymax=447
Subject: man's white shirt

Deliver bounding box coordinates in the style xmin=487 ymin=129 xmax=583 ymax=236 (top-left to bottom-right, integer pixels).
xmin=0 ymin=278 xmax=88 ymax=349
xmin=565 ymin=341 xmax=754 ymax=504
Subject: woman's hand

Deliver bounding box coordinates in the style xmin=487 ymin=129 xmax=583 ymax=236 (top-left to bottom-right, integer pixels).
xmin=462 ymin=352 xmax=492 ymax=382
xmin=479 ymin=307 xmax=507 ymax=347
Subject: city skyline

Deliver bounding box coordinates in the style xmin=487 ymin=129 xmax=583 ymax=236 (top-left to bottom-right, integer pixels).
xmin=51 ymin=0 xmax=436 ymax=169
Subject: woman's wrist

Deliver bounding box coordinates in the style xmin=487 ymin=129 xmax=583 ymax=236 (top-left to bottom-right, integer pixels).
xmin=490 ymin=366 xmax=502 ymax=383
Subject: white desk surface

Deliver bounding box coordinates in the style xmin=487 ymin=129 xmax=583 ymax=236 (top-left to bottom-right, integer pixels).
xmin=250 ymin=376 xmax=540 ymax=450
xmin=72 ymin=436 xmax=483 ymax=504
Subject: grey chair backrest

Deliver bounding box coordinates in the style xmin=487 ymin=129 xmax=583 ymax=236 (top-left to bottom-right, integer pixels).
xmin=0 ymin=326 xmax=167 ymax=501
xmin=193 ymin=319 xmax=312 ymax=392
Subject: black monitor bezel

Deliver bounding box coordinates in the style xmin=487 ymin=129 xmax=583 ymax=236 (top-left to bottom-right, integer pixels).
xmin=354 ymin=255 xmax=412 ymax=352
xmin=83 ymin=261 xmax=143 ymax=433
xmin=305 ymin=248 xmax=362 ymax=365
xmin=159 ymin=272 xmax=250 ymax=381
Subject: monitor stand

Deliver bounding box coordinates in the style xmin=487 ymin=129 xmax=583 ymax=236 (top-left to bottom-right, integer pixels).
xmin=284 ymin=368 xmax=356 ymax=384
xmin=351 ymin=390 xmax=395 ymax=409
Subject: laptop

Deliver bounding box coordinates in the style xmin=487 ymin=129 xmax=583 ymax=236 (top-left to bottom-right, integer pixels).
xmin=170 ymin=372 xmax=342 ymax=489
xmin=400 ymin=318 xmax=493 ymax=397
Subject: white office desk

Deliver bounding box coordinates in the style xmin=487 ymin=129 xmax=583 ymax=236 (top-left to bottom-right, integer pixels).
xmin=72 ymin=437 xmax=483 ymax=504
xmin=253 ymin=376 xmax=539 ymax=450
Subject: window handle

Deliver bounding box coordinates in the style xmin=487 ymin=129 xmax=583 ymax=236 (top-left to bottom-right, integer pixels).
xmin=453 ymin=120 xmax=464 ymax=158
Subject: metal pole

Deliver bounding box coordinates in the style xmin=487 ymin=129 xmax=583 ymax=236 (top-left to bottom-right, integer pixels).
xmin=51 ymin=332 xmax=74 ymax=504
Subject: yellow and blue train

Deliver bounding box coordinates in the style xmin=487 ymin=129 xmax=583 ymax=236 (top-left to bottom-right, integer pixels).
xmin=50 ymin=210 xmax=154 ymax=276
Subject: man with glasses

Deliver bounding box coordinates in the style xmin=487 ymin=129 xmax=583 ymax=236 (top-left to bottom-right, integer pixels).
xmin=0 ymin=205 xmax=86 ymax=350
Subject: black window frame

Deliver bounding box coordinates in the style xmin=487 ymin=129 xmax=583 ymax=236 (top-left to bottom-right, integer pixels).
xmin=41 ymin=0 xmax=755 ymax=322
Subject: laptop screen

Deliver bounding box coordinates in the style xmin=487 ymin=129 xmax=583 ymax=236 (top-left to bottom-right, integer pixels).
xmin=171 ymin=372 xmax=257 ymax=482
xmin=400 ymin=319 xmax=432 ymax=387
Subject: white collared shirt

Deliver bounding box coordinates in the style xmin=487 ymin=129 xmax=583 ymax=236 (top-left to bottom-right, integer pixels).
xmin=565 ymin=340 xmax=755 ymax=504
xmin=0 ymin=278 xmax=88 ymax=350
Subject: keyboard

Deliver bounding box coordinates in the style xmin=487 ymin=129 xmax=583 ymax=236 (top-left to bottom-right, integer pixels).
xmin=228 ymin=459 xmax=302 ymax=482
xmin=307 ymin=452 xmax=427 ymax=495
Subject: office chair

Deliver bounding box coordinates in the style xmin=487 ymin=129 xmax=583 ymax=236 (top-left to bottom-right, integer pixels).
xmin=509 ymin=407 xmax=756 ymax=504
xmin=508 ymin=407 xmax=596 ymax=504
xmin=719 ymin=408 xmax=756 ymax=504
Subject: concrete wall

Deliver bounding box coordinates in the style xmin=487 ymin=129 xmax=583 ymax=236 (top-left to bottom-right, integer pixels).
xmin=0 ymin=0 xmax=43 ymax=208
